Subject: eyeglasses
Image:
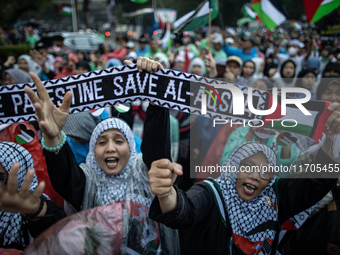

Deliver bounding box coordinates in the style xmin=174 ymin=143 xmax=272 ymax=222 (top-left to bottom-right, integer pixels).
xmin=0 ymin=172 xmax=7 ymax=184
xmin=239 ymin=161 xmax=273 ymax=180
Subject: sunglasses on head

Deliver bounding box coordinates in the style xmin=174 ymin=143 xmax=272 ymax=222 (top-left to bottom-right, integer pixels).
xmin=239 ymin=161 xmax=274 ymax=180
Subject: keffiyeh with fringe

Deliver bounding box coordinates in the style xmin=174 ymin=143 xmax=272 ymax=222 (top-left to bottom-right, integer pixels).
xmin=0 ymin=142 xmax=46 ymax=249
xmin=216 ymin=142 xmax=278 ymax=255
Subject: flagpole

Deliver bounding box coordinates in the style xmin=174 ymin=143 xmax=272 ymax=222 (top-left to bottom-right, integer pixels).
xmin=70 ymin=0 xmax=78 ymax=32
xmin=208 ymin=9 xmax=212 ymax=50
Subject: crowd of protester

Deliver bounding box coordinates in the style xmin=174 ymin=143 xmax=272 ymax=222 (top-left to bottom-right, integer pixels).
xmin=0 ymin=22 xmax=340 ymax=254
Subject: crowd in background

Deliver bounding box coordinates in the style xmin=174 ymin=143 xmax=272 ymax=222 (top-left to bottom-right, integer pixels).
xmin=1 ymin=25 xmax=340 ymax=182
xmin=1 ymin=24 xmax=340 ymax=89
xmin=0 ymin=22 xmax=340 ymax=254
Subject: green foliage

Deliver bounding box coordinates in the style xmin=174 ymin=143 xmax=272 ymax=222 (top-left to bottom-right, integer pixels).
xmin=282 ymin=0 xmax=305 ymax=20
xmin=0 ymin=0 xmax=49 ymax=29
xmin=0 ymin=44 xmax=32 ymax=61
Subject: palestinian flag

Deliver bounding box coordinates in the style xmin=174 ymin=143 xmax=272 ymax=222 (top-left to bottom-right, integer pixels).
xmin=59 ymin=5 xmax=72 ymax=15
xmin=161 ymin=21 xmax=173 ymax=51
xmin=291 ymin=20 xmax=302 ymax=30
xmin=303 ymin=0 xmax=340 ymax=24
xmin=241 ymin=3 xmax=259 ymax=21
xmin=263 ymin=95 xmax=332 ymax=142
xmin=14 ymin=124 xmax=35 ymax=144
xmin=251 ymin=0 xmax=288 ymax=30
xmin=155 ymin=11 xmax=166 ymax=30
xmin=173 ymin=11 xmax=195 ymax=29
xmin=237 ymin=17 xmax=254 ymax=26
xmin=114 ymin=104 xmax=130 ymax=113
xmin=130 ymin=0 xmax=148 ymax=3
xmin=174 ymin=0 xmax=219 ymax=33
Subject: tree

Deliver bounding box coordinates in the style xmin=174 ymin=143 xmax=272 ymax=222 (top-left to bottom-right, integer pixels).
xmin=282 ymin=0 xmax=305 ymax=21
xmin=84 ymin=0 xmax=91 ymax=28
xmin=0 ymin=0 xmax=49 ymax=29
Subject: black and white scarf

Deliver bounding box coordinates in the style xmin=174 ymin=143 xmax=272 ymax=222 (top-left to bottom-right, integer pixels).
xmin=216 ymin=142 xmax=278 ymax=255
xmin=0 ymin=65 xmax=270 ymax=125
xmin=0 ymin=64 xmax=338 ymax=156
xmin=0 ymin=65 xmax=336 ymax=149
xmin=0 ymin=142 xmax=39 ymax=248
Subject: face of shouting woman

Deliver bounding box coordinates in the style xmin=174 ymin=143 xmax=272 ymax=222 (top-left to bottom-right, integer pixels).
xmin=95 ymin=128 xmax=130 ymax=175
xmin=236 ymin=152 xmax=271 ymax=201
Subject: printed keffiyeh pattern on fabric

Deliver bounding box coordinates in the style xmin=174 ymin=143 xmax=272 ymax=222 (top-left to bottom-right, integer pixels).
xmin=0 ymin=142 xmax=42 ymax=248
xmin=216 ymin=142 xmax=278 ymax=255
xmin=0 ymin=65 xmax=332 ymax=145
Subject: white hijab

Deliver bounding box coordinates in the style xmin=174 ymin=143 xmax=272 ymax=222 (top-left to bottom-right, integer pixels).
xmin=17 ymin=55 xmax=41 ymax=74
xmin=81 ymin=118 xmax=151 ymax=209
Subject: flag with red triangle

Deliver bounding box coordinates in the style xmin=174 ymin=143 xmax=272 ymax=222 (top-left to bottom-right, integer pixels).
xmin=241 ymin=3 xmax=262 ymax=23
xmin=303 ymin=0 xmax=340 ymax=24
xmin=263 ymin=95 xmax=331 ymax=142
xmin=291 ymin=20 xmax=302 ymax=30
xmin=155 ymin=11 xmax=166 ymax=30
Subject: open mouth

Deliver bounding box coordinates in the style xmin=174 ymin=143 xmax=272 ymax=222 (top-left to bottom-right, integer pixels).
xmin=105 ymin=157 xmax=118 ymax=169
xmin=243 ymin=183 xmax=257 ymax=195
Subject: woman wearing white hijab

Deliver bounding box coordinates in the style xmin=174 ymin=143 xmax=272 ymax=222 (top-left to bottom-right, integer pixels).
xmin=252 ymin=57 xmax=265 ymax=79
xmin=2 ymin=68 xmax=32 ymax=85
xmin=24 ymin=57 xmax=180 ymax=254
xmin=148 ymin=101 xmax=340 ymax=254
xmin=272 ymin=59 xmax=297 ymax=89
xmin=189 ymin=57 xmax=206 ymax=76
xmin=16 ymin=55 xmax=40 ymax=74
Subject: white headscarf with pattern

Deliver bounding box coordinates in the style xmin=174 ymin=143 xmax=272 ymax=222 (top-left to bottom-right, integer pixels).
xmin=216 ymin=142 xmax=278 ymax=254
xmin=81 ymin=118 xmax=152 ymax=209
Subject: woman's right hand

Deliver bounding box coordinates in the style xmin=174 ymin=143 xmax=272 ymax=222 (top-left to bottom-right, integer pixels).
xmin=24 ymin=72 xmax=72 ymax=146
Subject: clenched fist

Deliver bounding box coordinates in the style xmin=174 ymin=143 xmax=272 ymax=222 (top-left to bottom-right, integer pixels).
xmin=148 ymin=159 xmax=183 ymax=213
